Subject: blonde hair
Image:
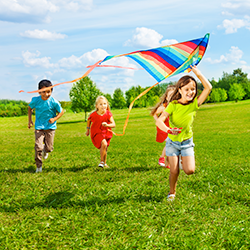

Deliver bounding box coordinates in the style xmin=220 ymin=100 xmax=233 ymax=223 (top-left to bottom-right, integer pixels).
xmin=95 ymin=95 xmax=111 ymax=111
xmin=150 ymin=85 xmax=175 ymax=116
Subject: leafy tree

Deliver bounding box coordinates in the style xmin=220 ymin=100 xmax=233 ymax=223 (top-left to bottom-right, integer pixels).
xmin=228 ymin=83 xmax=246 ymax=102
xmin=112 ymin=88 xmax=126 ymax=109
xmin=209 ymin=88 xmax=227 ymax=103
xmin=69 ymin=77 xmax=102 ymax=121
xmin=104 ymin=93 xmax=112 ymax=108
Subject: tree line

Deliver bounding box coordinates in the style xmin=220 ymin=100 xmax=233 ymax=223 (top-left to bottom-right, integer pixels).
xmin=1 ymin=68 xmax=249 ymax=118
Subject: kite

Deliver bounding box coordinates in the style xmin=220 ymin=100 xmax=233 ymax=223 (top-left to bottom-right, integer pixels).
xmin=19 ymin=33 xmax=210 ymax=135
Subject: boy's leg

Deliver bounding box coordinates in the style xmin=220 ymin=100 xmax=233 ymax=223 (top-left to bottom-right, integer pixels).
xmin=181 ymin=156 xmax=195 ymax=175
xmin=44 ymin=130 xmax=55 ymax=153
xmin=35 ymin=130 xmax=45 ymax=168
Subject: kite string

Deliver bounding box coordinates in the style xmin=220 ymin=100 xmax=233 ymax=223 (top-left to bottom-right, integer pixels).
xmin=110 ymin=80 xmax=160 ymax=136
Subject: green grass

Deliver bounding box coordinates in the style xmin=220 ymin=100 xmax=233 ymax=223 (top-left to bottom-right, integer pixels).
xmin=0 ymin=100 xmax=249 ymax=249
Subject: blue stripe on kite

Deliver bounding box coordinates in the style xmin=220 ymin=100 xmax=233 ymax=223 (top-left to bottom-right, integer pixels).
xmin=127 ymin=55 xmax=164 ymax=82
xmin=150 ymin=48 xmax=184 ymax=68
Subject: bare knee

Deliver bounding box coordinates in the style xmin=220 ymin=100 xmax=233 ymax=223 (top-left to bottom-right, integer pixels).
xmin=101 ymin=139 xmax=108 ymax=148
xmin=184 ymin=169 xmax=195 ymax=175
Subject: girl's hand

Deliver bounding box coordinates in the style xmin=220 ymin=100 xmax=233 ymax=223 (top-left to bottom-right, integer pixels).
xmin=190 ymin=65 xmax=201 ymax=76
xmin=85 ymin=130 xmax=90 ymax=136
xmin=102 ymin=122 xmax=108 ymax=127
xmin=168 ymin=127 xmax=182 ymax=135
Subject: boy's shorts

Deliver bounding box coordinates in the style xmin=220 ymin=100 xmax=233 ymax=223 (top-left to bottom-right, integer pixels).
xmin=165 ymin=137 xmax=195 ymax=157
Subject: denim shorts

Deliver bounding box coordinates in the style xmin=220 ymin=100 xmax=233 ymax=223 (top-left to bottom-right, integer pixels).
xmin=165 ymin=137 xmax=195 ymax=157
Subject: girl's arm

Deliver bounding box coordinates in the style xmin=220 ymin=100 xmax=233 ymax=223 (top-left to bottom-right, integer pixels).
xmin=191 ymin=65 xmax=212 ymax=106
xmin=156 ymin=111 xmax=180 ymax=135
xmin=28 ymin=106 xmax=34 ymax=129
xmin=153 ymin=106 xmax=165 ymax=121
xmin=102 ymin=116 xmax=116 ymax=128
xmin=86 ymin=119 xmax=91 ymax=136
xmin=49 ymin=110 xmax=64 ymax=124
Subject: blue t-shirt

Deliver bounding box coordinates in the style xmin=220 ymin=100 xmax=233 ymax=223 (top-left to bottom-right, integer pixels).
xmin=29 ymin=96 xmax=62 ymax=130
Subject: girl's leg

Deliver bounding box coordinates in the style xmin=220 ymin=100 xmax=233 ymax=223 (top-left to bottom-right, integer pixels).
xmin=100 ymin=139 xmax=108 ymax=164
xmin=160 ymin=146 xmax=165 ymax=158
xmin=168 ymin=156 xmax=180 ymax=195
xmin=181 ymin=156 xmax=195 ymax=175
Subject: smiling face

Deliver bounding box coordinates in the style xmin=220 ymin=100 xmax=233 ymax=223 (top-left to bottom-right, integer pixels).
xmin=40 ymin=87 xmax=52 ymax=100
xmin=178 ymin=80 xmax=197 ymax=103
xmin=96 ymin=98 xmax=108 ymax=114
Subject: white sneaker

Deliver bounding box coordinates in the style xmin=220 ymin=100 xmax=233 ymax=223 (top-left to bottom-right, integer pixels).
xmin=179 ymin=155 xmax=183 ymax=170
xmin=42 ymin=149 xmax=48 ymax=160
xmin=35 ymin=167 xmax=42 ymax=173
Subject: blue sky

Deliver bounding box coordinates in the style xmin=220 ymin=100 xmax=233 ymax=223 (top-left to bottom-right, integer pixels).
xmin=1 ymin=0 xmax=250 ymax=102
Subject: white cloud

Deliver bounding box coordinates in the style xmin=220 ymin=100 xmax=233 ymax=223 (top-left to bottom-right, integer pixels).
xmin=0 ymin=0 xmax=93 ymax=23
xmin=124 ymin=27 xmax=178 ymax=49
xmin=218 ymin=17 xmax=250 ymax=33
xmin=221 ymin=0 xmax=250 ymax=15
xmin=22 ymin=50 xmax=55 ymax=68
xmin=20 ymin=29 xmax=67 ymax=40
xmin=58 ymin=49 xmax=109 ymax=68
xmin=205 ymin=46 xmax=246 ymax=65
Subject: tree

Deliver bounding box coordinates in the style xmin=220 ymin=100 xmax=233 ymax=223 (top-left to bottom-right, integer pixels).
xmin=112 ymin=88 xmax=126 ymax=109
xmin=228 ymin=83 xmax=246 ymax=102
xmin=209 ymin=88 xmax=227 ymax=103
xmin=69 ymin=77 xmax=102 ymax=121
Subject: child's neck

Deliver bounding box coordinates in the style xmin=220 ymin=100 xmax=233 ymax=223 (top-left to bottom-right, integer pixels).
xmin=97 ymin=109 xmax=106 ymax=115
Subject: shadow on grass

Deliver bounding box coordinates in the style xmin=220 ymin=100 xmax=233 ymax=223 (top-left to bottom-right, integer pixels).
xmin=0 ymin=164 xmax=92 ymax=174
xmin=57 ymin=120 xmax=84 ymax=125
xmin=0 ymin=165 xmax=35 ymax=173
xmin=0 ymin=190 xmax=165 ymax=212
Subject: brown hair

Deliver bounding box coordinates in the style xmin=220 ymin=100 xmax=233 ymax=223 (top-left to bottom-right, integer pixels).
xmin=95 ymin=96 xmax=111 ymax=111
xmin=150 ymin=85 xmax=175 ymax=116
xmin=169 ymin=75 xmax=198 ymax=103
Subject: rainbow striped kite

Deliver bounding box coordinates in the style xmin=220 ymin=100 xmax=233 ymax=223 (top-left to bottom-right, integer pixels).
xmin=101 ymin=33 xmax=209 ymax=83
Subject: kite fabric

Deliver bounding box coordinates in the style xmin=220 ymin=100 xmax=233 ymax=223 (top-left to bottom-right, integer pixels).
xmin=101 ymin=33 xmax=209 ymax=83
xmin=19 ymin=33 xmax=210 ymax=135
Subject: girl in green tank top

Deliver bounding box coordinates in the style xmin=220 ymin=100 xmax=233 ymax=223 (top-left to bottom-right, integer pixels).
xmin=156 ymin=66 xmax=212 ymax=200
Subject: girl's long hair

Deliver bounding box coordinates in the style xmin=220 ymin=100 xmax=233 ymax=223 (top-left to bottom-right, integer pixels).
xmin=95 ymin=96 xmax=111 ymax=111
xmin=150 ymin=85 xmax=175 ymax=116
xmin=169 ymin=75 xmax=198 ymax=103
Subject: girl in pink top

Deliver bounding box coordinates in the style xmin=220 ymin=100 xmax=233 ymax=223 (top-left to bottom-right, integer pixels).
xmin=86 ymin=96 xmax=116 ymax=168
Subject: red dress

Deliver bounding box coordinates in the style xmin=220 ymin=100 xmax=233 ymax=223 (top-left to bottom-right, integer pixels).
xmin=156 ymin=117 xmax=169 ymax=143
xmin=88 ymin=110 xmax=113 ymax=149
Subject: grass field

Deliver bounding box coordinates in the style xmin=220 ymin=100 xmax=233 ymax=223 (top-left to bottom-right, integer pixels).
xmin=0 ymin=100 xmax=249 ymax=249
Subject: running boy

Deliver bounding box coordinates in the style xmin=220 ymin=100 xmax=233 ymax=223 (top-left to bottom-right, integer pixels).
xmin=28 ymin=80 xmax=64 ymax=173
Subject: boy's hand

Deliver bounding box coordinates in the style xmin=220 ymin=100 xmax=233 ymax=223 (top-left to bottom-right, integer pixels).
xmin=49 ymin=118 xmax=56 ymax=124
xmin=28 ymin=121 xmax=33 ymax=129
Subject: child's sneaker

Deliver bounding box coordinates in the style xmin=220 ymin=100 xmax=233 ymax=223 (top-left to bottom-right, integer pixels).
xmin=35 ymin=167 xmax=42 ymax=173
xmin=167 ymin=193 xmax=175 ymax=201
xmin=104 ymin=164 xmax=110 ymax=168
xmin=42 ymin=148 xmax=48 ymax=160
xmin=98 ymin=161 xmax=104 ymax=168
xmin=158 ymin=157 xmax=165 ymax=167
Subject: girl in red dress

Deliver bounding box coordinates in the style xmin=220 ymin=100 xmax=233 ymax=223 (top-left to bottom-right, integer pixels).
xmin=86 ymin=96 xmax=116 ymax=168
xmin=151 ymin=86 xmax=175 ymax=169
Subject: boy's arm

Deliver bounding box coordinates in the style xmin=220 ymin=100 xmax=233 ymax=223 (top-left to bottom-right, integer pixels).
xmin=49 ymin=109 xmax=64 ymax=124
xmin=28 ymin=106 xmax=34 ymax=129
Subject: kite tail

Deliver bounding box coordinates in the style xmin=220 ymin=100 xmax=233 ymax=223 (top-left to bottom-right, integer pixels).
xmin=111 ymin=81 xmax=161 ymax=136
xmin=20 ymin=60 xmax=103 ymax=94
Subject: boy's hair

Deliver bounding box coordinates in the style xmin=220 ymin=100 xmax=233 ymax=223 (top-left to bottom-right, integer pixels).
xmin=169 ymin=75 xmax=197 ymax=103
xmin=38 ymin=79 xmax=53 ymax=92
xmin=95 ymin=96 xmax=110 ymax=111
xmin=150 ymin=85 xmax=175 ymax=116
